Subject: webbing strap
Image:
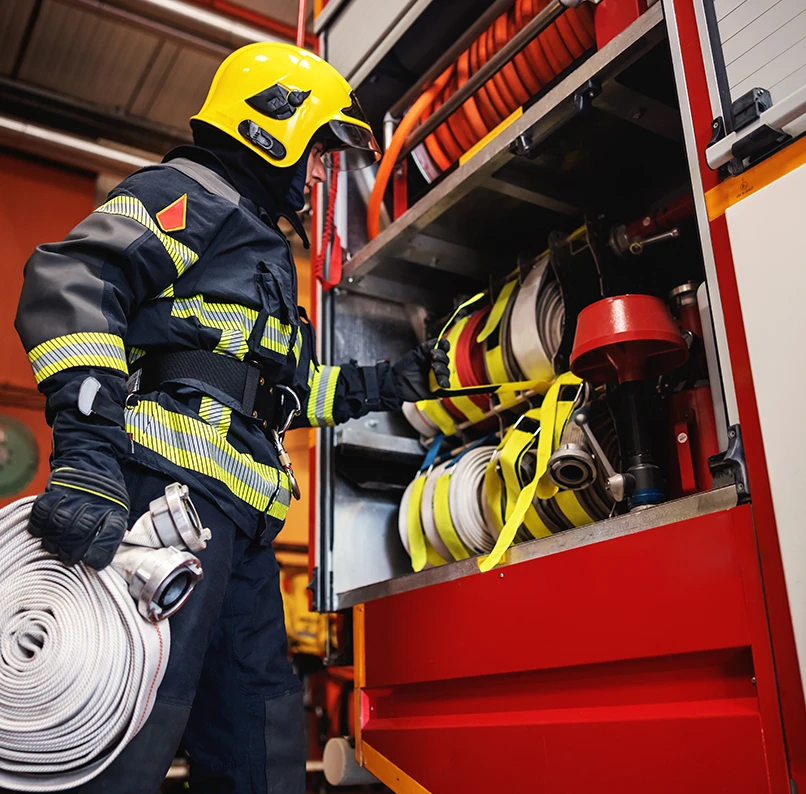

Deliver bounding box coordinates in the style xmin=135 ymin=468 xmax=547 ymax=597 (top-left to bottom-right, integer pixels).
xmin=554 ymin=489 xmax=595 ymax=528
xmin=479 ymin=373 xmax=581 ymax=572
xmin=496 ymin=408 xmax=552 ymax=540
xmin=433 ymin=473 xmax=470 ymax=561
xmin=477 ymin=279 xmax=517 ymax=344
xmin=418 ymin=399 xmax=456 ymax=436
xmin=535 ymin=372 xmax=583 ymax=500
xmin=407 ymin=476 xmax=445 ymax=572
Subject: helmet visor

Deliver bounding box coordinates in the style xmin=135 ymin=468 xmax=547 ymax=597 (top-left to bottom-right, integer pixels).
xmin=322 ymin=120 xmax=382 ymax=171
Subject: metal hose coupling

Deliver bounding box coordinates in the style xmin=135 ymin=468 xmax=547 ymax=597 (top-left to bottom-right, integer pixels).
xmin=111 ymin=483 xmax=212 ymax=622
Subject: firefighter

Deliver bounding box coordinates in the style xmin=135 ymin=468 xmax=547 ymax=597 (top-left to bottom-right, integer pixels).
xmin=14 ymin=43 xmax=450 ymax=793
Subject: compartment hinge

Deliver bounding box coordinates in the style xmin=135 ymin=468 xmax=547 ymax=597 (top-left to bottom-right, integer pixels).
xmin=708 ymin=423 xmax=750 ymax=503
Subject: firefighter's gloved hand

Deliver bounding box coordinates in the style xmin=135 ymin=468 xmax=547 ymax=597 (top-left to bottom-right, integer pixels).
xmin=392 ymin=338 xmax=451 ymax=402
xmin=28 ymin=465 xmax=129 ymax=570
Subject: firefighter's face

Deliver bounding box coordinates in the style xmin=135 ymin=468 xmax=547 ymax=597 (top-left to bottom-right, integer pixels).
xmin=305 ymin=143 xmax=326 ymax=194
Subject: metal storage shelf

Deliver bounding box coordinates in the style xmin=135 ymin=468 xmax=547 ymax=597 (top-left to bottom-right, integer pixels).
xmin=337 ymin=485 xmax=739 ymax=608
xmin=342 ymin=3 xmax=675 ymax=304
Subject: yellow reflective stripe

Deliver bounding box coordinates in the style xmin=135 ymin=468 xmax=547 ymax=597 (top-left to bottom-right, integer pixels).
xmin=292 ymin=329 xmax=303 ymax=365
xmin=214 ymin=329 xmax=249 ymax=360
xmin=433 ymin=472 xmax=469 ymax=560
xmin=95 ymin=195 xmax=198 ymax=277
xmin=477 ymin=279 xmax=517 ymax=344
xmin=261 ymin=315 xmax=294 ymax=356
xmin=417 ymin=400 xmax=456 ymax=436
xmin=199 ymin=396 xmax=232 ymax=436
xmin=49 ymin=479 xmax=128 ymax=511
xmin=535 ymin=372 xmax=583 ymax=500
xmin=159 ymin=284 xmax=175 ymax=298
xmin=171 ymin=295 xmax=258 ymax=330
xmin=307 ymin=365 xmax=341 ymax=427
xmin=28 ymin=333 xmax=127 ymax=384
xmin=127 ymin=346 xmax=147 ymax=366
xmin=554 ymin=490 xmax=595 ymax=528
xmin=172 ymin=295 xmax=257 ymax=361
xmin=126 ymin=399 xmax=290 ymax=519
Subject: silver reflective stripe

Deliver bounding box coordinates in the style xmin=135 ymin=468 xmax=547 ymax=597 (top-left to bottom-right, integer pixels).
xmin=125 ymin=399 xmax=291 ymax=518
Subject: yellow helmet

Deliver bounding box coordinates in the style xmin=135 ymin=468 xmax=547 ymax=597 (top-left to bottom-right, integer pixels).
xmin=192 ymin=42 xmax=381 ymax=171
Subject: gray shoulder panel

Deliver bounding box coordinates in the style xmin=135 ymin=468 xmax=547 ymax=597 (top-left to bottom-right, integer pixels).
xmin=164 ymin=159 xmax=242 ymax=206
xmin=15 ymin=213 xmax=147 ymax=349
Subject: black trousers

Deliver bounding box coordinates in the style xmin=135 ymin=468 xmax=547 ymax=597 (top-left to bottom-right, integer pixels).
xmin=68 ymin=463 xmax=306 ymax=794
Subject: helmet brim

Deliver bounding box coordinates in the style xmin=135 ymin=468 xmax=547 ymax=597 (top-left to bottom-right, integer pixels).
xmin=322 ymin=120 xmax=382 ymax=171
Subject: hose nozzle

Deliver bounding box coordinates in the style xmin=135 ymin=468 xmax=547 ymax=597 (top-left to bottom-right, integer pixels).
xmin=112 ymin=483 xmax=211 ymax=622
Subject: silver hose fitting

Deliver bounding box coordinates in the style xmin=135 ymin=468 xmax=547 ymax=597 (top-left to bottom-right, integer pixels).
xmin=547 ymin=444 xmax=598 ymax=490
xmin=112 ymin=483 xmax=211 ymax=622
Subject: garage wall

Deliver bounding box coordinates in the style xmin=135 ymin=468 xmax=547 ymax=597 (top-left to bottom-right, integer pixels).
xmin=0 ymin=151 xmax=96 ymax=508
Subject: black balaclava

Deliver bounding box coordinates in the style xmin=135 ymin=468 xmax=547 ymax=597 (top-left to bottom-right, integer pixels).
xmin=190 ymin=120 xmax=312 ymax=217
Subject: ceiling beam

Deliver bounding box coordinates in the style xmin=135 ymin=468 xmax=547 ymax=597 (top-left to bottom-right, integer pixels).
xmin=0 ymin=77 xmax=190 ymax=154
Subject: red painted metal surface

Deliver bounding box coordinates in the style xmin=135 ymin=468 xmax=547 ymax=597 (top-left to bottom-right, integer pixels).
xmin=671 ymin=0 xmax=806 ymax=785
xmin=360 ymin=506 xmax=788 ymax=793
xmin=571 ymin=295 xmax=689 ymax=383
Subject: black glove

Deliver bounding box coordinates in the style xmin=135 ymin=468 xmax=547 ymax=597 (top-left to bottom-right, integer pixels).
xmin=391 ymin=338 xmax=451 ymax=403
xmin=29 ymin=465 xmax=129 ymax=569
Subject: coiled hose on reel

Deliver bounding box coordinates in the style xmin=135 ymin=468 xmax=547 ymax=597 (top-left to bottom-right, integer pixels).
xmin=0 ymin=485 xmax=209 ymax=791
xmin=368 ymin=0 xmax=595 ymax=239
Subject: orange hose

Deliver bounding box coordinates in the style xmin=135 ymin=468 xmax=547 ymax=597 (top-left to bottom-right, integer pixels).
xmin=366 ymin=0 xmax=598 ymax=240
xmin=367 ymin=66 xmax=454 ymax=240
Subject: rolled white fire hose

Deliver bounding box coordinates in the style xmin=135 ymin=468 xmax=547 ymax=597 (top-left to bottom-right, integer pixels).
xmin=0 ymin=485 xmax=208 ymax=792
xmin=509 ymin=254 xmax=558 ymax=382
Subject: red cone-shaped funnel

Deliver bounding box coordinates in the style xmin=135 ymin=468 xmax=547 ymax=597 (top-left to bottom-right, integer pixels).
xmin=571 ymin=295 xmax=689 ymax=384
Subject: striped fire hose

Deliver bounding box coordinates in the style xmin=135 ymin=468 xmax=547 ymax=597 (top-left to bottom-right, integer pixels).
xmin=0 ymin=485 xmax=208 ymax=791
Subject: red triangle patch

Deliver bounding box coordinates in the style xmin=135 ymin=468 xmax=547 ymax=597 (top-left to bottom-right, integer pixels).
xmin=156 ymin=193 xmax=187 ymax=233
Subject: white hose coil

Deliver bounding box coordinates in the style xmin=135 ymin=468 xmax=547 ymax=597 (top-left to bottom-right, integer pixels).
xmin=0 ymin=497 xmax=169 ymax=792
xmin=401 ymin=402 xmax=439 ymax=438
xmin=448 ymin=447 xmax=497 ymax=555
xmin=509 ymin=255 xmax=555 ymax=382
xmin=397 ymin=478 xmax=415 ymax=556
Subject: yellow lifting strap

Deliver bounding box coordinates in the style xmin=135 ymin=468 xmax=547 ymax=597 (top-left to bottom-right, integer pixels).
xmin=554 ymin=489 xmax=596 ymax=528
xmin=534 ymin=371 xmax=584 ymax=500
xmin=407 ymin=475 xmax=446 ymax=572
xmin=428 ymin=291 xmax=555 ymax=397
xmin=477 ymin=279 xmax=517 ymax=345
xmin=492 ymin=407 xmax=553 ymax=541
xmin=478 ymin=372 xmax=582 ymax=573
xmin=417 ymin=399 xmax=457 ymax=436
xmin=433 ymin=471 xmax=470 ymax=561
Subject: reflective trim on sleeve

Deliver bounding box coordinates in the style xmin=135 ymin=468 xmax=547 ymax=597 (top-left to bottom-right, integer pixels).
xmin=261 ymin=316 xmax=294 ymax=357
xmin=126 ymin=399 xmax=290 ymax=519
xmin=28 ymin=333 xmax=127 ymax=384
xmin=198 ymin=395 xmax=233 ymax=436
xmin=95 ymin=195 xmax=199 ymax=277
xmin=306 ymin=365 xmax=341 ymax=427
